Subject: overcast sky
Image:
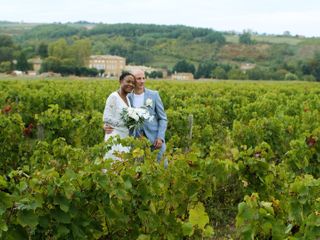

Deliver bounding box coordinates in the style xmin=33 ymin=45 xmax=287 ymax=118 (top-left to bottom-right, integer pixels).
xmin=1 ymin=0 xmax=320 ymax=37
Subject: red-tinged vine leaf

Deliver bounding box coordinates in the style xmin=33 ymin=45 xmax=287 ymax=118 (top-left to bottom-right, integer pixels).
xmin=2 ymin=105 xmax=12 ymax=113
xmin=22 ymin=123 xmax=35 ymax=136
xmin=306 ymin=136 xmax=316 ymax=147
xmin=187 ymin=160 xmax=198 ymax=167
xmin=23 ymin=128 xmax=32 ymax=136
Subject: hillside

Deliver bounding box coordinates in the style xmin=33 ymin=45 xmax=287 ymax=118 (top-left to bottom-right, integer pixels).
xmin=1 ymin=21 xmax=320 ymax=80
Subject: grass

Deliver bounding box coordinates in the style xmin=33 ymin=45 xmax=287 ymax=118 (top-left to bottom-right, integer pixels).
xmin=225 ymin=34 xmax=304 ymax=45
xmin=0 ymin=21 xmax=41 ymax=35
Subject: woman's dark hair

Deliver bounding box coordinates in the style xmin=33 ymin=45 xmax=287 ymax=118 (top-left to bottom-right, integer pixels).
xmin=119 ymin=71 xmax=135 ymax=81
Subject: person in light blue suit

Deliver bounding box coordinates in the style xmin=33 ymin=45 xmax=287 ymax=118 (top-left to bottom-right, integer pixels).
xmin=128 ymin=69 xmax=168 ymax=164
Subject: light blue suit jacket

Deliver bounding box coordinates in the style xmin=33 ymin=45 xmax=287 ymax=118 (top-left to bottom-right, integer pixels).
xmin=128 ymin=88 xmax=167 ymax=163
xmin=128 ymin=88 xmax=167 ymax=144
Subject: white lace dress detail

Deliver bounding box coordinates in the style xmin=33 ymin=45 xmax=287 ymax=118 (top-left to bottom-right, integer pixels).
xmin=103 ymin=91 xmax=131 ymax=160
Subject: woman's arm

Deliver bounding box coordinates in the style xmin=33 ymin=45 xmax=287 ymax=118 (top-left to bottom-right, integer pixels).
xmin=103 ymin=94 xmax=120 ymax=127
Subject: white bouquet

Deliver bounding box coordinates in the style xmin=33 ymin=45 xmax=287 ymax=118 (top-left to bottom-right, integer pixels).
xmin=121 ymin=107 xmax=153 ymax=131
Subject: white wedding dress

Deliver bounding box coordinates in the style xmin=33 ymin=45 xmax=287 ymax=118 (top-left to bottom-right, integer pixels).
xmin=103 ymin=91 xmax=131 ymax=161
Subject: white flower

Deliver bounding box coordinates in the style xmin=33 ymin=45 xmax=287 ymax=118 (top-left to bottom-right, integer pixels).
xmin=135 ymin=108 xmax=146 ymax=115
xmin=145 ymin=98 xmax=153 ymax=107
xmin=127 ymin=107 xmax=139 ymax=121
xmin=121 ymin=106 xmax=153 ymax=131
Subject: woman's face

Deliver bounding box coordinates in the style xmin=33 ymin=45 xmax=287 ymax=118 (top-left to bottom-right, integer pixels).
xmin=120 ymin=75 xmax=135 ymax=93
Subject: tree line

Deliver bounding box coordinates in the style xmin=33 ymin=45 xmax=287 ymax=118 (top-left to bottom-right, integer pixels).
xmin=1 ymin=22 xmax=320 ymax=81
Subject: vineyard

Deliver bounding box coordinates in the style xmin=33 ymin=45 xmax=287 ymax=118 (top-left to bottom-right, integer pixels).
xmin=1 ymin=78 xmax=320 ymax=239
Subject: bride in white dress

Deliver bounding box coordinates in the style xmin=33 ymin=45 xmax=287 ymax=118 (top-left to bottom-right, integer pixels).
xmin=103 ymin=72 xmax=135 ymax=160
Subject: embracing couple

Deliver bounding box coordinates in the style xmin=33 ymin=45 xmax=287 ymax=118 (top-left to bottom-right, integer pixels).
xmin=103 ymin=69 xmax=167 ymax=165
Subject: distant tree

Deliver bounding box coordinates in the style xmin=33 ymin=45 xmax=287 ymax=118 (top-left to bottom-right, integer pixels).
xmin=0 ymin=35 xmax=15 ymax=63
xmin=239 ymin=31 xmax=254 ymax=45
xmin=179 ymin=31 xmax=193 ymax=41
xmin=204 ymin=32 xmax=226 ymax=44
xmin=109 ymin=44 xmax=128 ymax=57
xmin=219 ymin=63 xmax=232 ymax=73
xmin=284 ymin=72 xmax=299 ymax=80
xmin=78 ymin=67 xmax=98 ymax=77
xmin=300 ymin=61 xmax=312 ymax=75
xmin=300 ymin=52 xmax=320 ymax=81
xmin=309 ymin=52 xmax=320 ymax=81
xmin=211 ymin=66 xmax=227 ymax=79
xmin=92 ymin=41 xmax=106 ymax=55
xmin=21 ymin=24 xmax=80 ymax=40
xmin=0 ymin=47 xmax=14 ymax=62
xmin=38 ymin=43 xmax=48 ymax=58
xmin=61 ymin=58 xmax=77 ymax=67
xmin=0 ymin=61 xmax=12 ymax=73
xmin=270 ymin=69 xmax=288 ymax=80
xmin=19 ymin=46 xmax=35 ymax=59
xmin=138 ymin=36 xmax=156 ymax=47
xmin=47 ymin=38 xmax=91 ymax=69
xmin=69 ymin=39 xmax=91 ymax=67
xmin=246 ymin=67 xmax=266 ymax=80
xmin=0 ymin=34 xmax=13 ymax=47
xmin=128 ymin=50 xmax=153 ymax=65
xmin=40 ymin=56 xmax=62 ymax=73
xmin=147 ymin=71 xmax=163 ymax=79
xmin=303 ymin=75 xmax=316 ymax=81
xmin=48 ymin=38 xmax=68 ymax=59
xmin=172 ymin=60 xmax=196 ymax=74
xmin=227 ymin=68 xmax=247 ymax=80
xmin=195 ymin=61 xmax=216 ymax=79
xmin=16 ymin=52 xmax=30 ymax=72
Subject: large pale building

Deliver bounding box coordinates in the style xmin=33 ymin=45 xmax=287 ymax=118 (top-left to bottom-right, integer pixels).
xmin=88 ymin=55 xmax=125 ymax=77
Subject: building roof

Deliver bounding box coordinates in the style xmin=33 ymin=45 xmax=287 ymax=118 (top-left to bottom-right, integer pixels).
xmin=172 ymin=72 xmax=194 ymax=76
xmin=240 ymin=63 xmax=256 ymax=71
xmin=89 ymin=55 xmax=125 ymax=60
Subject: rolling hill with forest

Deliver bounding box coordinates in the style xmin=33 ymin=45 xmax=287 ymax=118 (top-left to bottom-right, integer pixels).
xmin=1 ymin=21 xmax=320 ymax=80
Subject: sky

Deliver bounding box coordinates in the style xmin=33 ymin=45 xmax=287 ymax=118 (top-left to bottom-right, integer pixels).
xmin=1 ymin=0 xmax=320 ymax=37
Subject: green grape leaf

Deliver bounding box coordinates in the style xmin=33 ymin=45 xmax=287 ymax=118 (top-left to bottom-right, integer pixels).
xmin=182 ymin=222 xmax=193 ymax=236
xmin=189 ymin=202 xmax=209 ymax=230
xmin=17 ymin=210 xmax=39 ymax=228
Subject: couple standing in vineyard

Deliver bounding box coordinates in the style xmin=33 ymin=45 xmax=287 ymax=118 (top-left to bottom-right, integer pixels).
xmin=103 ymin=69 xmax=168 ymax=165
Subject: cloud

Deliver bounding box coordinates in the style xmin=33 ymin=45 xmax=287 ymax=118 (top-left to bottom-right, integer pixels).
xmin=1 ymin=0 xmax=320 ymax=36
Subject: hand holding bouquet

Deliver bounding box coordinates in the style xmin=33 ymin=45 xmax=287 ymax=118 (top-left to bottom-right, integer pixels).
xmin=121 ymin=107 xmax=153 ymax=131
